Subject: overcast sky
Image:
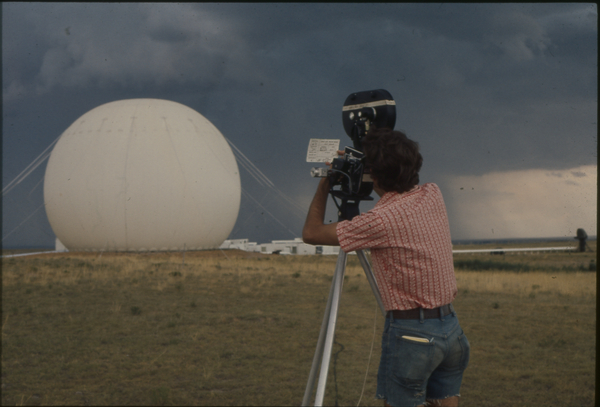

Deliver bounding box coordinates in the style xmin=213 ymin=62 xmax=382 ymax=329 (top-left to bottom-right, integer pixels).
xmin=2 ymin=3 xmax=597 ymax=249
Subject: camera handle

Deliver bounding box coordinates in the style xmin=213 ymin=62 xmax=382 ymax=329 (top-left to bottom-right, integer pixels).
xmin=330 ymin=195 xmax=363 ymax=222
xmin=338 ymin=198 xmax=360 ymax=221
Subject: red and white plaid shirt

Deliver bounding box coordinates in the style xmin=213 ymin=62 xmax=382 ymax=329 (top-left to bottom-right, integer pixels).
xmin=337 ymin=183 xmax=457 ymax=311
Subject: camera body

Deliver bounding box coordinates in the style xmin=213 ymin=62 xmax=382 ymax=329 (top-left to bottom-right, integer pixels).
xmin=328 ymin=146 xmax=373 ymax=202
xmin=327 ymin=89 xmax=396 ymax=209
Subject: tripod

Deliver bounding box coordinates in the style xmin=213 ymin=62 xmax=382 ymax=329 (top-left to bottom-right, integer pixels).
xmin=302 ymin=200 xmax=386 ymax=406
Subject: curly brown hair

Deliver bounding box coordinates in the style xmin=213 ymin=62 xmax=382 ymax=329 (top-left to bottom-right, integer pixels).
xmin=362 ymin=127 xmax=423 ymax=194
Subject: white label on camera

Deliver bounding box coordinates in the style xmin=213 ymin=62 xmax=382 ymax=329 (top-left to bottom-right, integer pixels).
xmin=306 ymin=139 xmax=340 ymax=163
xmin=342 ymin=99 xmax=396 ymax=111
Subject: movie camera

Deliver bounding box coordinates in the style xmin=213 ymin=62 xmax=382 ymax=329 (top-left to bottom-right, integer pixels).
xmin=313 ymin=89 xmax=396 ymax=220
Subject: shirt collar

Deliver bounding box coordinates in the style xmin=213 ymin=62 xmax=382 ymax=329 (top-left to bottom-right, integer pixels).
xmin=376 ymin=185 xmax=421 ymax=206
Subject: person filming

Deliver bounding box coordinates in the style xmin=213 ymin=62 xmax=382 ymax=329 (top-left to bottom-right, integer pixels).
xmin=302 ymin=127 xmax=470 ymax=407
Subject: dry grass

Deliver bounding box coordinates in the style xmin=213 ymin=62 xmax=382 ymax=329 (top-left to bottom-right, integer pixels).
xmin=456 ymin=270 xmax=596 ymax=297
xmin=1 ymin=243 xmax=596 ymax=406
xmin=1 ymin=250 xmax=341 ymax=286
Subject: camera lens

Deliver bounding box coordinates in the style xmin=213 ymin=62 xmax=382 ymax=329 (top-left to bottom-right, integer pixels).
xmin=358 ymin=107 xmax=376 ymax=121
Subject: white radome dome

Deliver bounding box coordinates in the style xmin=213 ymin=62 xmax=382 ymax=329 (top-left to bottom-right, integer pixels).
xmin=43 ymin=99 xmax=241 ymax=251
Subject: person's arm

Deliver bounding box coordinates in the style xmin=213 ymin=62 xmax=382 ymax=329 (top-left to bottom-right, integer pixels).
xmin=302 ymin=177 xmax=340 ymax=246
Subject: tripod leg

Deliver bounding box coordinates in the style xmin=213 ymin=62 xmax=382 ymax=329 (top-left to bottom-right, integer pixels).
xmin=314 ymin=250 xmax=347 ymax=406
xmin=356 ymin=250 xmax=386 ymax=317
xmin=303 ymin=250 xmax=347 ymax=406
xmin=302 ymin=259 xmax=338 ymax=406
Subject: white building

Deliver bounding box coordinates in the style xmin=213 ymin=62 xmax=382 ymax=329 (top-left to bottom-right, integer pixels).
xmin=220 ymin=237 xmax=341 ymax=255
xmin=219 ymin=239 xmax=254 ymax=251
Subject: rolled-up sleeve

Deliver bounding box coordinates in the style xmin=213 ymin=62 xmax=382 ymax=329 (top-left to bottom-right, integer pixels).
xmin=336 ymin=211 xmax=389 ymax=253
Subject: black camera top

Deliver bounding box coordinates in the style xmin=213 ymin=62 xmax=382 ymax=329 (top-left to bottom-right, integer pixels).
xmin=342 ymin=89 xmax=396 ymax=151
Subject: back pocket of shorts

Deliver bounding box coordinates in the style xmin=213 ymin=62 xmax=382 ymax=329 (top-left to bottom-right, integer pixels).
xmin=390 ymin=334 xmax=436 ymax=383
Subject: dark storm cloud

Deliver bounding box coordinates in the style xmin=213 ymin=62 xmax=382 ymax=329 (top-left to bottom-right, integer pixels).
xmin=2 ymin=3 xmax=597 ymax=247
xmin=3 ymin=3 xmax=261 ymax=99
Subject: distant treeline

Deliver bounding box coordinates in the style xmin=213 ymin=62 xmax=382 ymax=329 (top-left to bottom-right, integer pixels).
xmin=452 ymin=236 xmax=596 ymax=246
xmin=454 ymin=259 xmax=596 ymax=272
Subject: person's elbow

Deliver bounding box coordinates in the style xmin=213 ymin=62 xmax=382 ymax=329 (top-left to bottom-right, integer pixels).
xmin=302 ymin=223 xmax=339 ymax=246
xmin=302 ymin=226 xmax=318 ymax=245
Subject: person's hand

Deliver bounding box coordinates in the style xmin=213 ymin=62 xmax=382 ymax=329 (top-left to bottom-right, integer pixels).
xmin=325 ymin=150 xmax=345 ymax=168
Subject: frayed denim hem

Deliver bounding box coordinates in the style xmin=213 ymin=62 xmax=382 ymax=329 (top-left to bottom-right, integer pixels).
xmin=428 ymin=393 xmax=461 ymax=399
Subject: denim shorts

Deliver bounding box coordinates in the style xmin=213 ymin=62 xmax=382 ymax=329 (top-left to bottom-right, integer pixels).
xmin=376 ymin=308 xmax=470 ymax=407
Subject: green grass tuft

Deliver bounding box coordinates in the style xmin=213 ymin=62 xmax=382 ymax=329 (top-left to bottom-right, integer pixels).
xmin=150 ymin=386 xmax=171 ymax=405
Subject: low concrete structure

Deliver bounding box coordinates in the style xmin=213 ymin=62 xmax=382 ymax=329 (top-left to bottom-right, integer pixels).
xmin=55 ymin=238 xmax=68 ymax=252
xmin=219 ymin=239 xmax=253 ymax=251
xmin=220 ymin=237 xmax=341 ymax=255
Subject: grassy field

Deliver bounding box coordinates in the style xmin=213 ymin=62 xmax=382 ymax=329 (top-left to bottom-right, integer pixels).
xmin=1 ymin=241 xmax=596 ymax=406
